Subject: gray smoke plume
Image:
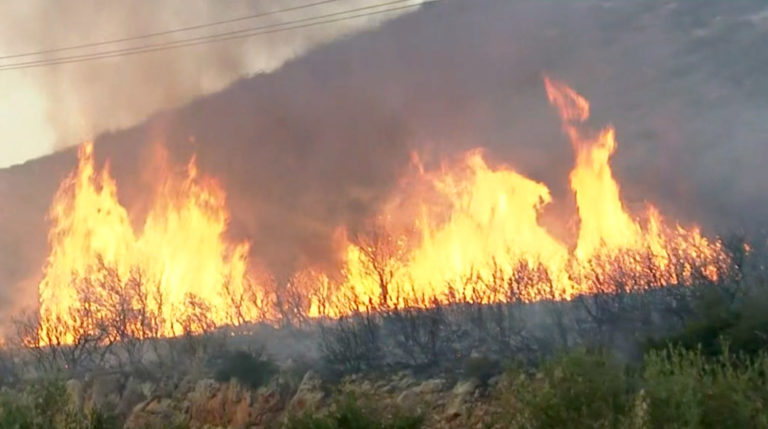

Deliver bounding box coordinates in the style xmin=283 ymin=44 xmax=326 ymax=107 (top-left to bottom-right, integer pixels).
xmin=0 ymin=0 xmax=426 ymax=167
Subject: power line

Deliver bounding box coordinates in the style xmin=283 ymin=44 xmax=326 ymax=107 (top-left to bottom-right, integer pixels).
xmin=0 ymin=0 xmax=343 ymax=60
xmin=0 ymin=0 xmax=431 ymax=71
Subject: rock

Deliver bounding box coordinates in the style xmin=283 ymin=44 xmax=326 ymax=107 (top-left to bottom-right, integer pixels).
xmin=125 ymin=397 xmax=181 ymax=429
xmin=65 ymin=379 xmax=84 ymax=410
xmin=288 ymin=370 xmax=325 ymax=413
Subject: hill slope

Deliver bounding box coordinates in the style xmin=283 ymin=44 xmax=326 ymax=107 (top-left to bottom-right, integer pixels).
xmin=2 ymin=0 xmax=768 ymax=319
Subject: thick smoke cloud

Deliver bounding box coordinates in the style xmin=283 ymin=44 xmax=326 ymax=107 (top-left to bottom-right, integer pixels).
xmin=0 ymin=0 xmax=425 ymax=167
xmin=2 ymin=0 xmax=768 ymax=326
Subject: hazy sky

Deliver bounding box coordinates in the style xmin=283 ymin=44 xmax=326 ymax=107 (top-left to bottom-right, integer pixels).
xmin=0 ymin=0 xmax=426 ymax=168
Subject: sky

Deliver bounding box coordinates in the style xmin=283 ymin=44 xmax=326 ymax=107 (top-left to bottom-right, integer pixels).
xmin=0 ymin=0 xmax=426 ymax=168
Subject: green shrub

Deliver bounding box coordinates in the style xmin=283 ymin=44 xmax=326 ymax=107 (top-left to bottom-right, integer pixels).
xmin=646 ymin=277 xmax=768 ymax=359
xmin=0 ymin=377 xmax=119 ymax=429
xmin=643 ymin=346 xmax=768 ymax=429
xmin=284 ymin=395 xmax=423 ymax=429
xmin=497 ymin=345 xmax=768 ymax=429
xmin=502 ymin=348 xmax=632 ymax=429
xmin=641 ymin=347 xmax=705 ymax=428
xmin=213 ymin=350 xmax=278 ymax=390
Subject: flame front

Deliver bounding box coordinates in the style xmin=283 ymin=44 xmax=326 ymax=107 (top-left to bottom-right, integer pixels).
xmin=309 ymin=77 xmax=728 ymax=314
xmin=37 ymin=143 xmax=267 ymax=343
xmin=36 ymin=77 xmax=729 ymax=341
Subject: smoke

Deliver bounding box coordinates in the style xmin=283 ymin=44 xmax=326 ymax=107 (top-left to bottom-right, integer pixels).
xmin=0 ymin=0 xmax=426 ymax=167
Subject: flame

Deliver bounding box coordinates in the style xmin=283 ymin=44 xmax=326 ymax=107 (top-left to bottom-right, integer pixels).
xmin=37 ymin=143 xmax=267 ymax=343
xmin=543 ymin=76 xmax=641 ymax=259
xmin=35 ymin=77 xmax=729 ymax=340
xmin=308 ymin=77 xmax=728 ymax=314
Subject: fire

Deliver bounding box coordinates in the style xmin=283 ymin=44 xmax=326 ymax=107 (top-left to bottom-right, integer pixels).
xmin=37 ymin=143 xmax=267 ymax=343
xmin=308 ymin=77 xmax=728 ymax=314
xmin=543 ymin=76 xmax=641 ymax=259
xmin=35 ymin=77 xmax=729 ymax=341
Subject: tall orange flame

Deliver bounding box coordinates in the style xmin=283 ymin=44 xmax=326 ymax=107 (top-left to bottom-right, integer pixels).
xmin=307 ymin=77 xmax=728 ymax=314
xmin=544 ymin=76 xmax=641 ymax=259
xmin=37 ymin=143 xmax=268 ymax=342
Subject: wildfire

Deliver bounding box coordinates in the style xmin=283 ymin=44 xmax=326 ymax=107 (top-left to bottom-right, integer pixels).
xmin=35 ymin=77 xmax=729 ymax=341
xmin=37 ymin=143 xmax=268 ymax=343
xmin=307 ymin=77 xmax=728 ymax=314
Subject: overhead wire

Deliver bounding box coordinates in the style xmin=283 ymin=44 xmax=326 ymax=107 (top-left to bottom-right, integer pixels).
xmin=0 ymin=0 xmax=436 ymax=71
xmin=0 ymin=0 xmax=343 ymax=60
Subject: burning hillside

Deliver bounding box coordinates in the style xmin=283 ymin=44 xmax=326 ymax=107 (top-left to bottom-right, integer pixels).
xmin=33 ymin=77 xmax=728 ymax=343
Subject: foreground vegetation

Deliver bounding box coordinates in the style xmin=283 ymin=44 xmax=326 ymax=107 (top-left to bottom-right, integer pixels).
xmin=1 ymin=236 xmax=767 ymax=427
xmin=4 ymin=344 xmax=768 ymax=428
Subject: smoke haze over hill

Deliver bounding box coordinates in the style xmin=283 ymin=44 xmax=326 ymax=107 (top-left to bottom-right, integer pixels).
xmin=0 ymin=0 xmax=426 ymax=167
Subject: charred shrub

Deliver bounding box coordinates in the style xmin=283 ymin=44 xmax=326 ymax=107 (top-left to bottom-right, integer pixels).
xmin=382 ymin=303 xmax=452 ymax=368
xmin=0 ymin=349 xmax=18 ymax=388
xmin=213 ymin=349 xmax=278 ymax=389
xmin=319 ymin=312 xmax=382 ymax=375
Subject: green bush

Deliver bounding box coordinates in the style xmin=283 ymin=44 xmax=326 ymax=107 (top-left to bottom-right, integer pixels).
xmin=0 ymin=377 xmax=119 ymax=429
xmin=502 ymin=348 xmax=632 ymax=429
xmin=284 ymin=395 xmax=423 ymax=429
xmin=213 ymin=350 xmax=279 ymax=390
xmin=643 ymin=346 xmax=768 ymax=429
xmin=646 ymin=275 xmax=768 ymax=359
xmin=497 ymin=345 xmax=768 ymax=429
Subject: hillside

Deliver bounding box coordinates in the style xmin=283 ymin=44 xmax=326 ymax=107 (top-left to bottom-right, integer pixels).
xmin=2 ymin=0 xmax=768 ymax=319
